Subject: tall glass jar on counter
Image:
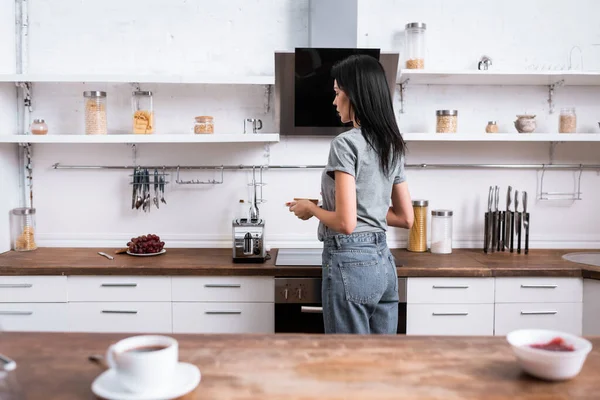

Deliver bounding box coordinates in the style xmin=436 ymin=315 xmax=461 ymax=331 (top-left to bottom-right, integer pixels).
xmin=132 ymin=91 xmax=154 ymax=134
xmin=559 ymin=107 xmax=576 ymax=133
xmin=430 ymin=210 xmax=453 ymax=254
xmin=84 ymin=91 xmax=107 ymax=135
xmin=407 ymin=200 xmax=428 ymax=252
xmin=10 ymin=208 xmax=37 ymax=252
xmin=405 ymin=22 xmax=426 ymax=69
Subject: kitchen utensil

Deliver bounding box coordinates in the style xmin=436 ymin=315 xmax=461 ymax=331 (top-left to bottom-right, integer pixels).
xmin=131 ymin=168 xmax=137 ymax=209
xmin=515 ymin=190 xmax=521 ymax=254
xmin=0 ymin=354 xmax=16 ymax=371
xmin=504 ymin=186 xmax=512 ymax=252
xmin=492 ymin=186 xmax=499 ymax=253
xmin=97 ymin=252 xmax=114 ymax=260
xmin=249 ymin=168 xmax=259 ymax=221
xmin=88 ymin=355 xmax=108 ymax=370
xmin=484 ymin=186 xmax=493 ymax=253
xmin=160 ymin=175 xmax=166 ymax=205
xmin=244 ymin=118 xmax=263 ymax=134
xmin=523 ymin=191 xmax=529 ymax=255
xmin=135 ymin=169 xmax=144 ymax=210
xmin=153 ymin=169 xmax=160 ymax=209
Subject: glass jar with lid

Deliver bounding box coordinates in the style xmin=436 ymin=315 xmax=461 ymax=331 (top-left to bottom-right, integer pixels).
xmin=407 ymin=200 xmax=428 ymax=252
xmin=431 ymin=209 xmax=453 ymax=254
xmin=30 ymin=118 xmax=48 ymax=135
xmin=194 ymin=116 xmax=214 ymax=134
xmin=405 ymin=22 xmax=426 ymax=69
xmin=485 ymin=121 xmax=498 ymax=133
xmin=559 ymin=107 xmax=576 ymax=133
xmin=436 ymin=110 xmax=458 ymax=133
xmin=83 ymin=91 xmax=107 ymax=135
xmin=10 ymin=207 xmax=37 ymax=252
xmin=132 ymin=91 xmax=154 ymax=134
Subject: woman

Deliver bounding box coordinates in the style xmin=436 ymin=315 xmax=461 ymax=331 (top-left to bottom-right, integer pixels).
xmin=287 ymin=54 xmax=414 ymax=334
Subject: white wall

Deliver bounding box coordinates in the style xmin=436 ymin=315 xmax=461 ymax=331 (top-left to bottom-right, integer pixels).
xmin=3 ymin=0 xmax=600 ymax=249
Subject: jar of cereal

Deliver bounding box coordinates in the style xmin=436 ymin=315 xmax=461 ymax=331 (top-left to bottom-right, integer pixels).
xmin=559 ymin=108 xmax=577 ymax=133
xmin=194 ymin=116 xmax=214 ymax=134
xmin=83 ymin=91 xmax=107 ymax=135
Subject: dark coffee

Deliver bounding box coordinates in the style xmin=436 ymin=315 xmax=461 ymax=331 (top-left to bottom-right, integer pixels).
xmin=124 ymin=345 xmax=168 ymax=353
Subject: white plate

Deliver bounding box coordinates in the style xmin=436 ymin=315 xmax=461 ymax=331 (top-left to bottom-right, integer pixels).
xmin=126 ymin=249 xmax=166 ymax=257
xmin=91 ymin=362 xmax=201 ymax=400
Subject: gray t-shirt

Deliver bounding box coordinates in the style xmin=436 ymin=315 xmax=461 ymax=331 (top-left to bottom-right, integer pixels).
xmin=317 ymin=128 xmax=406 ymax=241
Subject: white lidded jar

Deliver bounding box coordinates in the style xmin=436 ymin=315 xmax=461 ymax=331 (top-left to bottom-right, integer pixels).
xmin=404 ymin=22 xmax=426 ymax=69
xmin=430 ymin=209 xmax=453 ymax=254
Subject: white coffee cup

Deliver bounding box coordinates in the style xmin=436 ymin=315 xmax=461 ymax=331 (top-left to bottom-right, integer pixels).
xmin=106 ymin=335 xmax=178 ymax=394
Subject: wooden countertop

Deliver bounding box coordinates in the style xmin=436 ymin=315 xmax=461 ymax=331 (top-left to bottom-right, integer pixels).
xmin=0 ymin=247 xmax=599 ymax=278
xmin=3 ymin=332 xmax=600 ymax=399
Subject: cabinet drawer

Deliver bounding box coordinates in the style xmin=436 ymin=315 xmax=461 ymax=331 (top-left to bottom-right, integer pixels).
xmin=0 ymin=303 xmax=68 ymax=332
xmin=407 ymin=304 xmax=494 ymax=336
xmin=0 ymin=276 xmax=67 ymax=303
xmin=494 ymin=302 xmax=582 ymax=336
xmin=495 ymin=277 xmax=582 ymax=303
xmin=173 ymin=302 xmax=274 ymax=334
xmin=407 ymin=278 xmax=494 ymax=304
xmin=172 ymin=277 xmax=274 ymax=302
xmin=68 ymin=302 xmax=172 ymax=333
xmin=68 ymin=276 xmax=171 ymax=302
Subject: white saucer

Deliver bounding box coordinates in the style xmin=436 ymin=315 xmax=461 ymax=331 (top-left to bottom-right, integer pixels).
xmin=126 ymin=249 xmax=166 ymax=257
xmin=91 ymin=362 xmax=200 ymax=400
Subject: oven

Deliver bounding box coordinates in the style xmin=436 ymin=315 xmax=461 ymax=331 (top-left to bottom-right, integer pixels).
xmin=274 ymin=276 xmax=407 ymax=334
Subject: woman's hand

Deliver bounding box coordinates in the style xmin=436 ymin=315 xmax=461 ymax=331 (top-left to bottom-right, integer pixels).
xmin=286 ymin=200 xmax=316 ymax=220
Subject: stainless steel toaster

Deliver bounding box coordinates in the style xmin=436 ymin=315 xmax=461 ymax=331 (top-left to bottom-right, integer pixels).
xmin=232 ymin=218 xmax=266 ymax=263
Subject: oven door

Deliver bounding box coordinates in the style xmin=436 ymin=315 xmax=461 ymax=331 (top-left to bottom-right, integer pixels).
xmin=274 ymin=278 xmax=407 ymax=334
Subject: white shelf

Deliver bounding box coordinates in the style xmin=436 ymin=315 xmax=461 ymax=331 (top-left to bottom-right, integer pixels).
xmin=0 ymin=74 xmax=274 ymax=85
xmin=398 ymin=70 xmax=600 ymax=86
xmin=402 ymin=133 xmax=600 ymax=142
xmin=0 ymin=133 xmax=280 ymax=144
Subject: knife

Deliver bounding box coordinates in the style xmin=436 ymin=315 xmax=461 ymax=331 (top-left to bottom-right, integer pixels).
xmin=484 ymin=186 xmax=493 ymax=253
xmin=512 ymin=190 xmax=519 ymax=253
xmin=491 ymin=186 xmax=499 ymax=253
xmin=515 ymin=190 xmax=521 ymax=254
xmin=523 ymin=191 xmax=529 ymax=255
xmin=503 ymin=186 xmax=512 ymax=252
xmin=131 ymin=168 xmax=137 ymax=209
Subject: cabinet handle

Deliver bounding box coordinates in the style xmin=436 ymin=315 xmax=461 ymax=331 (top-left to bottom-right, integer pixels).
xmin=520 ymin=284 xmax=557 ymax=289
xmin=432 ymin=285 xmax=469 ymax=289
xmin=520 ymin=311 xmax=558 ymax=315
xmin=301 ymin=306 xmax=323 ymax=314
xmin=432 ymin=312 xmax=469 ymax=316
xmin=204 ymin=284 xmax=241 ymax=288
xmin=205 ymin=310 xmax=242 ymax=315
xmin=101 ymin=310 xmax=138 ymax=314
xmin=101 ymin=283 xmax=137 ymax=287
xmin=0 ymin=311 xmax=33 ymax=315
xmin=0 ymin=284 xmax=33 ymax=288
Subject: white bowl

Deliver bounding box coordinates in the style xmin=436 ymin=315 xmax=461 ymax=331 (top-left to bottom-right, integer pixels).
xmin=506 ymin=329 xmax=592 ymax=381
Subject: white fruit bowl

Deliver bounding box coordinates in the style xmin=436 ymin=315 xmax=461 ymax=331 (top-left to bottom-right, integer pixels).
xmin=506 ymin=329 xmax=592 ymax=381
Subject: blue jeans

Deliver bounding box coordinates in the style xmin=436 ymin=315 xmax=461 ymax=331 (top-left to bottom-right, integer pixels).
xmin=321 ymin=232 xmax=399 ymax=334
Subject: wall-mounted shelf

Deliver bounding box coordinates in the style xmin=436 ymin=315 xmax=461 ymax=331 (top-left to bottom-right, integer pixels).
xmin=0 ymin=74 xmax=274 ymax=85
xmin=0 ymin=133 xmax=280 ymax=144
xmin=403 ymin=133 xmax=600 ymax=142
xmin=397 ymin=70 xmax=600 ymax=86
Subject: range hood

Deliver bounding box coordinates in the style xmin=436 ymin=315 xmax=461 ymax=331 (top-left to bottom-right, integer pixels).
xmin=309 ymin=0 xmax=359 ymax=47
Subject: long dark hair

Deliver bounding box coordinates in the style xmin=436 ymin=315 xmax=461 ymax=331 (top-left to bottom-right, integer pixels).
xmin=331 ymin=54 xmax=406 ymax=176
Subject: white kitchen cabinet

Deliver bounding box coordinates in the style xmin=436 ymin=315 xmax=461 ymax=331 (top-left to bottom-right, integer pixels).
xmin=67 ymin=276 xmax=171 ymax=302
xmin=407 ymin=278 xmax=494 ymax=304
xmin=67 ymin=302 xmax=172 ymax=333
xmin=494 ymin=302 xmax=582 ymax=336
xmin=0 ymin=303 xmax=68 ymax=332
xmin=0 ymin=276 xmax=68 ymax=303
xmin=495 ymin=277 xmax=582 ymax=303
xmin=407 ymin=304 xmax=494 ymax=336
xmin=583 ymin=279 xmax=600 ymax=335
xmin=173 ymin=302 xmax=274 ymax=334
xmin=172 ymin=276 xmax=274 ymax=302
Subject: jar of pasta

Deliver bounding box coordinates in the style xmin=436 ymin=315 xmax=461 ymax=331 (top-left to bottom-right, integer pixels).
xmin=132 ymin=91 xmax=154 ymax=134
xmin=83 ymin=91 xmax=107 ymax=135
xmin=10 ymin=207 xmax=37 ymax=252
xmin=407 ymin=200 xmax=428 ymax=252
xmin=194 ymin=116 xmax=214 ymax=134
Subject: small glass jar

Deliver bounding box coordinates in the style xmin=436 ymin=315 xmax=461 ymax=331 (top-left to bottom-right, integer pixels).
xmin=431 ymin=210 xmax=453 ymax=254
xmin=559 ymin=107 xmax=577 ymax=133
xmin=10 ymin=207 xmax=37 ymax=252
xmin=194 ymin=116 xmax=214 ymax=134
xmin=485 ymin=121 xmax=498 ymax=133
xmin=132 ymin=91 xmax=154 ymax=134
xmin=436 ymin=110 xmax=458 ymax=133
xmin=83 ymin=91 xmax=107 ymax=135
xmin=407 ymin=200 xmax=428 ymax=252
xmin=405 ymin=22 xmax=426 ymax=69
xmin=30 ymin=118 xmax=48 ymax=135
